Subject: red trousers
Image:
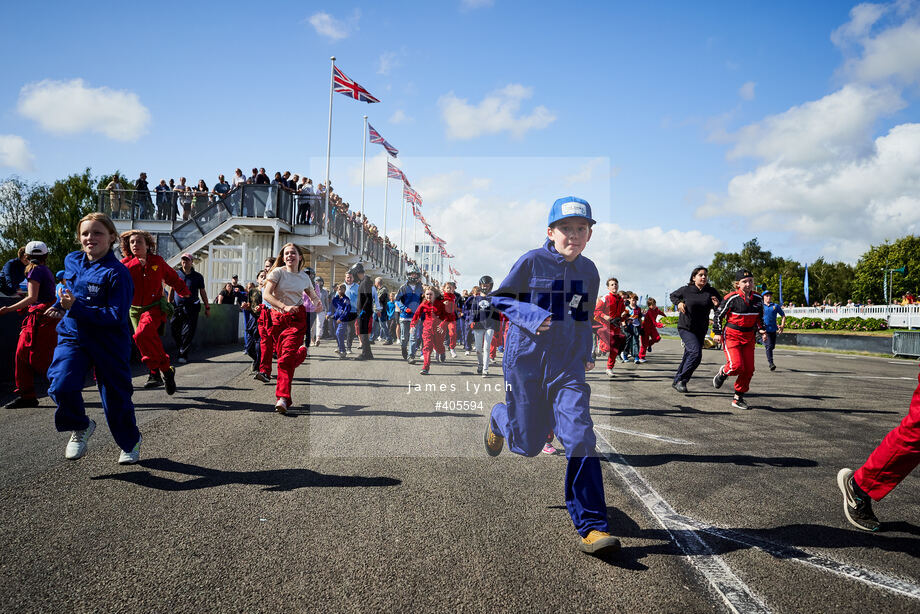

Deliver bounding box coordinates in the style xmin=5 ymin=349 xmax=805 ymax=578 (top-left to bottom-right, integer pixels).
xmin=134 ymin=307 xmax=170 ymax=372
xmin=271 ymin=308 xmax=308 ymax=403
xmin=15 ymin=306 xmax=58 ymax=399
xmin=721 ymin=328 xmax=755 ymax=394
xmin=446 ymin=320 xmax=458 ymax=349
xmin=490 ymin=320 xmax=506 ymax=359
xmin=855 ymin=370 xmax=920 ymax=501
xmin=639 ymin=329 xmax=661 ymax=359
xmin=596 ymin=325 xmax=625 ymax=369
xmin=422 ymin=325 xmax=446 ymax=370
xmin=258 ymin=308 xmax=275 ymax=376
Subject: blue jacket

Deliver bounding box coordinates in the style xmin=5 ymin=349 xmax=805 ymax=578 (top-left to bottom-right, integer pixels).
xmin=331 ymin=295 xmax=353 ymax=321
xmin=394 ymin=281 xmax=423 ymax=321
xmin=1 ymin=257 xmax=25 ymax=295
xmin=344 ymin=282 xmax=359 ymax=313
xmin=54 ymin=249 xmax=134 ymax=343
xmin=762 ymin=302 xmax=785 ymax=332
xmin=491 ymin=239 xmax=599 ymax=365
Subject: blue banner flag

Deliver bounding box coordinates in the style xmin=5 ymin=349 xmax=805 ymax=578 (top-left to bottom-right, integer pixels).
xmin=779 ymin=274 xmax=783 ymax=305
xmin=804 ymin=265 xmax=810 ymax=305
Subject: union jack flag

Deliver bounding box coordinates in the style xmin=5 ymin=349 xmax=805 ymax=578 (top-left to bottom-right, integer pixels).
xmin=368 ymin=123 xmax=398 ymax=158
xmin=449 ymin=265 xmax=460 ymax=276
xmin=388 ymin=161 xmax=410 ymax=186
xmin=333 ymin=65 xmax=380 ymax=103
xmin=403 ymin=185 xmax=422 ymax=207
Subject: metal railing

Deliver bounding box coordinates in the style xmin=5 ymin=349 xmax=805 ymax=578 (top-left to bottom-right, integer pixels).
xmin=892 ymin=331 xmax=920 ymax=357
xmin=785 ymin=305 xmax=920 ymax=328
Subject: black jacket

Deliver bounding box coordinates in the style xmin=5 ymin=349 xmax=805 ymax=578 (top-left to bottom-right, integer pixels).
xmin=669 ymin=283 xmax=722 ymax=335
xmin=357 ymin=275 xmax=374 ymax=320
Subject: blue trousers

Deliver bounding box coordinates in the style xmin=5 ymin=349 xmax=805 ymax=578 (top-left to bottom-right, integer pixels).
xmin=49 ymin=338 xmax=140 ymax=453
xmin=763 ymin=331 xmax=776 ymax=365
xmin=335 ymin=321 xmax=348 ymax=353
xmin=399 ymin=320 xmax=422 ymax=356
xmin=489 ymin=326 xmax=608 ymax=537
xmin=674 ymin=329 xmax=705 ymax=384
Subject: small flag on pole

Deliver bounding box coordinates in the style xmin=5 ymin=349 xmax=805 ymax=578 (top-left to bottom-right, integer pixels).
xmin=368 ymin=123 xmax=398 ymax=157
xmin=804 ymin=265 xmax=810 ymax=305
xmin=333 ymin=66 xmax=380 ymax=103
xmin=388 ymin=161 xmax=409 ymax=186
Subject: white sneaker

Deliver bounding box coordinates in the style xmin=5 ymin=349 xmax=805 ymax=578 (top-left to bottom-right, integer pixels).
xmin=118 ymin=435 xmax=142 ymax=465
xmin=605 ymin=369 xmax=614 ymax=378
xmin=482 ymin=370 xmax=489 ymax=378
xmin=449 ymin=349 xmax=457 ymax=358
xmin=464 ymin=351 xmax=470 ymax=356
xmin=65 ymin=419 xmax=96 ymax=460
xmin=275 ymin=398 xmax=289 ymax=414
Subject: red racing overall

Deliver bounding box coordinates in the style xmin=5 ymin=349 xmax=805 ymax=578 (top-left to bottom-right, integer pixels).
xmin=122 ymin=254 xmax=190 ymax=372
xmin=270 ymin=307 xmax=308 ymax=404
xmin=442 ymin=291 xmax=460 ymax=349
xmin=15 ymin=302 xmax=58 ymax=400
xmin=411 ymin=300 xmax=447 ymax=370
xmin=712 ymin=290 xmax=764 ymax=395
xmin=594 ymin=292 xmax=626 ymax=370
xmin=639 ymin=306 xmax=665 ymax=359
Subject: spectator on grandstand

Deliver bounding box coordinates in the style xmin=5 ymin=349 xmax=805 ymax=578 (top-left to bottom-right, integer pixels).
xmin=233 ymin=168 xmax=247 ymax=187
xmin=214 ymin=174 xmax=231 ymax=199
xmin=175 ymin=177 xmax=192 ymax=220
xmin=134 ymin=172 xmax=153 ymax=219
xmin=155 ymin=180 xmax=170 ymax=220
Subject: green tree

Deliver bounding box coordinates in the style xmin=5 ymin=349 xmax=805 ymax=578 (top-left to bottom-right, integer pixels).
xmin=852 ymin=236 xmax=920 ymax=304
xmin=0 ymin=168 xmax=99 ymax=272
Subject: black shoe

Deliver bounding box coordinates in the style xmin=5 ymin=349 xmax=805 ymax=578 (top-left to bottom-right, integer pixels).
xmin=731 ymin=395 xmax=748 ymax=410
xmin=476 ymin=366 xmax=483 ymax=374
xmin=419 ymin=368 xmax=429 ymax=375
xmin=672 ymin=381 xmax=688 ymax=394
xmin=5 ymin=396 xmax=39 ymax=409
xmin=144 ymin=371 xmax=163 ymax=389
xmin=163 ymin=367 xmax=177 ymax=396
xmin=254 ymin=372 xmax=271 ymax=383
xmin=401 ymin=347 xmax=408 ymax=360
xmin=769 ymin=363 xmax=776 ymax=371
xmin=837 ymin=468 xmax=880 ymax=531
xmin=712 ymin=367 xmax=727 ymax=389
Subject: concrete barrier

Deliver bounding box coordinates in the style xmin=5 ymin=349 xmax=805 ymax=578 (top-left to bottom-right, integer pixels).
xmin=0 ymin=300 xmax=243 ymax=389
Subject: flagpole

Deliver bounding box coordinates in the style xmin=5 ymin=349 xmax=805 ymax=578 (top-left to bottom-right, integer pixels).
xmin=324 ymin=56 xmax=335 ymax=237
xmin=382 ymin=162 xmax=389 ymax=247
xmin=360 ymin=115 xmax=367 ymax=257
xmin=399 ymin=188 xmax=406 ymax=275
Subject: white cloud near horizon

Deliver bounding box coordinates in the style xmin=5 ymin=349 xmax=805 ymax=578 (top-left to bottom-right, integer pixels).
xmin=438 ymin=84 xmax=556 ymax=140
xmin=18 ymin=79 xmax=150 ymax=142
xmin=0 ymin=135 xmax=34 ymax=171
xmin=308 ymin=10 xmax=360 ymax=41
xmin=389 ymin=110 xmax=411 ymax=124
xmin=565 ymin=157 xmax=608 ymax=185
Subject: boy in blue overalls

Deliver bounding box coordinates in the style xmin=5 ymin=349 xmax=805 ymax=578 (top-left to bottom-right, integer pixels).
xmin=484 ymin=197 xmax=619 ymax=555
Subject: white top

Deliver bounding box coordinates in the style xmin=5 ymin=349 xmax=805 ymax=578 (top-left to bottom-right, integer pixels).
xmin=267 ymin=268 xmax=311 ymax=307
xmin=233 ymin=174 xmax=247 ymax=186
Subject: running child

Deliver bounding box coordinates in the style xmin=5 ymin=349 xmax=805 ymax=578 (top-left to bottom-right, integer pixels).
xmin=638 ymin=297 xmax=665 ymax=361
xmin=47 ymin=213 xmax=142 ymax=464
xmin=624 ymin=293 xmax=643 ymax=364
xmin=119 ymin=230 xmax=190 ymax=395
xmin=711 ymin=269 xmax=766 ymax=410
xmin=263 ymin=243 xmax=313 ymax=414
xmin=468 ymin=278 xmax=499 ymax=376
xmin=331 ymin=284 xmax=352 ymax=359
xmin=484 ymin=196 xmax=619 ymax=555
xmin=594 ymin=278 xmax=626 ymax=378
xmin=255 ymin=258 xmax=276 ymax=383
xmin=441 ymin=281 xmax=461 ymax=359
xmin=0 ymin=241 xmax=58 ymax=408
xmin=761 ymin=290 xmax=785 ymax=371
xmin=411 ymin=285 xmax=447 ymax=375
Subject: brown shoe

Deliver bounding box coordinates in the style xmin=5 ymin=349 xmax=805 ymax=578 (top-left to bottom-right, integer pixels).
xmin=578 ymin=530 xmax=621 ymax=555
xmin=484 ymin=421 xmax=504 ymax=457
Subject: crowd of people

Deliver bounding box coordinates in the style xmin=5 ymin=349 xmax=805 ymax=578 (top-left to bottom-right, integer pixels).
xmin=1 ymin=194 xmax=918 ymax=556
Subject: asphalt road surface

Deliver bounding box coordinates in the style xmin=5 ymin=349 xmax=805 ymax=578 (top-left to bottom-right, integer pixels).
xmin=2 ymin=337 xmax=918 ymax=613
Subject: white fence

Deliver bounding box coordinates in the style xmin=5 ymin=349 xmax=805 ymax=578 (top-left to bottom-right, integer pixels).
xmin=784 ymin=305 xmax=920 ymax=329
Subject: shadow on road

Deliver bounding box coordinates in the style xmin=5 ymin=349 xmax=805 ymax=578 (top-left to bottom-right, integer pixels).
xmin=593 ymin=405 xmax=733 ymax=418
xmin=307 ymin=404 xmax=483 ymax=419
xmin=91 ymin=457 xmax=402 ymax=492
xmin=607 ymin=453 xmax=818 ymax=468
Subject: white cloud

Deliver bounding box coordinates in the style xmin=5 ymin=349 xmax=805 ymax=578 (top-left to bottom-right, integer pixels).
xmin=389 ymin=110 xmax=411 ymax=124
xmin=438 ymin=84 xmax=556 ymax=140
xmin=701 ymin=123 xmax=920 ymax=261
xmin=739 ymin=81 xmax=756 ymax=100
xmin=377 ymin=51 xmax=398 ymax=75
xmin=17 ymin=79 xmax=150 ymax=142
xmin=347 ymin=151 xmax=390 ymax=189
xmin=565 ymin=157 xmax=608 ymax=184
xmin=834 ymin=3 xmax=920 ymax=85
xmin=308 ymin=10 xmax=360 ymax=41
xmin=726 ymin=83 xmax=904 ymax=165
xmin=0 ymin=135 xmax=34 ymax=171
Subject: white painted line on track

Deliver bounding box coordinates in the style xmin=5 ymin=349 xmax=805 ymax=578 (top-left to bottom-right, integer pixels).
xmin=594 ymin=393 xmax=623 ymax=400
xmin=594 ymin=428 xmax=771 ymax=614
xmin=594 ymin=424 xmax=694 ymax=445
xmin=802 ymin=373 xmax=915 ymax=381
xmin=674 ymin=514 xmax=920 ymax=601
xmin=889 ymin=361 xmax=919 ymax=366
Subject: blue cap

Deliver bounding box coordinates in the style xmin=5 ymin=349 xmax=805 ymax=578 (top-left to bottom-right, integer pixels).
xmin=548 ymin=197 xmax=596 ymax=227
xmin=55 ymin=270 xmax=65 ymax=280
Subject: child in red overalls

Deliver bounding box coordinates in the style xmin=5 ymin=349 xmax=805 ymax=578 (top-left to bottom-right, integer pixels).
xmin=638 ymin=297 xmax=665 ymax=361
xmin=411 ymin=286 xmax=447 ymax=375
xmin=594 ymin=277 xmax=626 ymax=378
xmin=441 ymin=281 xmax=461 ymax=359
xmin=711 ymin=269 xmax=765 ymax=410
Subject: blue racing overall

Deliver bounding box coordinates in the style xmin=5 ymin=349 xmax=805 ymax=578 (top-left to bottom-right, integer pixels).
xmin=489 ymin=239 xmax=606 ymax=536
xmin=48 ymin=250 xmax=140 ymax=453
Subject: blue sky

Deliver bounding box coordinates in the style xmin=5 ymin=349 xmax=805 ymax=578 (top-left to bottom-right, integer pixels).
xmin=2 ymin=1 xmax=919 ymax=296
